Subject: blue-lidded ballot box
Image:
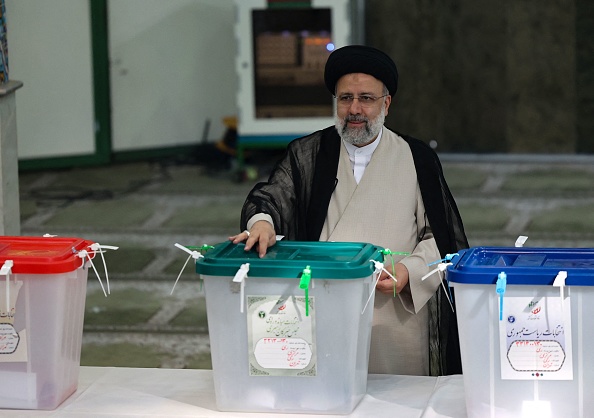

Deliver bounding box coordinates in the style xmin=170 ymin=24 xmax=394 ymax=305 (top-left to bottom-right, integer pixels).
xmin=196 ymin=240 xmax=383 ymax=415
xmin=447 ymin=247 xmax=594 ymax=418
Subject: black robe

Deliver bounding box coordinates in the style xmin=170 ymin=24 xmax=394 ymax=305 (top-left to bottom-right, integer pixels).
xmin=241 ymin=125 xmax=469 ymax=375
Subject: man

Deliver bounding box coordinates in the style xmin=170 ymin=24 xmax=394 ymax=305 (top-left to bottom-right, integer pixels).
xmin=230 ymin=45 xmax=468 ymax=376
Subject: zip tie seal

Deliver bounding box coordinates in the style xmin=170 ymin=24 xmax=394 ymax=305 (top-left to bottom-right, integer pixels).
xmin=421 ymin=262 xmax=455 ymax=312
xmin=496 ymin=271 xmax=507 ymax=321
xmin=379 ymin=249 xmax=409 ymax=297
xmin=233 ymin=263 xmax=249 ymax=313
xmin=299 ymin=266 xmax=312 ymax=316
xmin=78 ymin=249 xmax=107 ymax=297
xmin=428 ymin=253 xmax=459 ymax=266
xmin=553 ymin=270 xmax=568 ymax=310
xmin=421 ymin=262 xmax=451 ymax=281
xmin=89 ymin=243 xmax=118 ymax=295
xmin=0 ymin=260 xmax=13 ymax=275
xmin=515 ymin=236 xmax=528 ymax=247
xmin=1 ymin=260 xmax=14 ymax=321
xmin=171 ymin=243 xmax=205 ymax=295
xmin=362 ymin=260 xmax=383 ymax=314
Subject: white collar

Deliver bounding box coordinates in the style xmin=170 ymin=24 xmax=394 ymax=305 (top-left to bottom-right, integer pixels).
xmin=342 ymin=128 xmax=383 ymax=184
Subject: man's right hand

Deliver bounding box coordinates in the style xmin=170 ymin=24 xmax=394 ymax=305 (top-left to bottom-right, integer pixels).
xmin=228 ymin=220 xmax=276 ymax=258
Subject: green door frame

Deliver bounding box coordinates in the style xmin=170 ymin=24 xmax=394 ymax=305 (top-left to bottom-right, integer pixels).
xmin=19 ymin=0 xmax=209 ymax=171
xmin=18 ymin=0 xmax=112 ymax=171
xmin=89 ymin=0 xmax=112 ymax=165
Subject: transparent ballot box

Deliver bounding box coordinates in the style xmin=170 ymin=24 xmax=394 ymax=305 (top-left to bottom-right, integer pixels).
xmin=447 ymin=247 xmax=594 ymax=418
xmin=196 ymin=240 xmax=383 ymax=414
xmin=0 ymin=236 xmax=94 ymax=410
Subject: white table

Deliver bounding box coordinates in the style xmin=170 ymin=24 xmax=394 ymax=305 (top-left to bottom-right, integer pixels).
xmin=2 ymin=367 xmax=468 ymax=417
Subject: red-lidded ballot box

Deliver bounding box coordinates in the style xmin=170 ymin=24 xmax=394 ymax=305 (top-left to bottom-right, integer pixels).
xmin=0 ymin=236 xmax=95 ymax=410
xmin=447 ymin=247 xmax=594 ymax=418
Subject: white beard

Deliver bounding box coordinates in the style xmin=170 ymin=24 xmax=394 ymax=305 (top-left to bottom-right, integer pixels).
xmin=335 ymin=105 xmax=386 ymax=146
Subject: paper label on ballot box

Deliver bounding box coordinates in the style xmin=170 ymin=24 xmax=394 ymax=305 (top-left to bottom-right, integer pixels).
xmin=499 ymin=295 xmax=573 ymax=380
xmin=247 ymin=295 xmax=316 ymax=376
xmin=0 ymin=326 xmax=28 ymax=362
xmin=0 ymin=279 xmax=28 ymax=362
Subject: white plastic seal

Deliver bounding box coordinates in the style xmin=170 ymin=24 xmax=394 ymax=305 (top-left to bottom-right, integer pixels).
xmin=553 ymin=270 xmax=568 ymax=309
xmin=233 ymin=263 xmax=250 ymax=313
xmin=171 ymin=243 xmax=205 ymax=295
xmin=77 ymin=243 xmax=118 ymax=297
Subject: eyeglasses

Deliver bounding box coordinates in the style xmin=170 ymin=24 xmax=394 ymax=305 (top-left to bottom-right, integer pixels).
xmin=334 ymin=94 xmax=389 ymax=108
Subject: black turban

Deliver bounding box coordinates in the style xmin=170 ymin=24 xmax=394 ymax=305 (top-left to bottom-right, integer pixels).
xmin=324 ymin=45 xmax=398 ymax=96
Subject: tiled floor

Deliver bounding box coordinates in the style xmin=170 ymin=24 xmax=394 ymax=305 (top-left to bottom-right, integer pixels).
xmin=18 ymin=152 xmax=594 ymax=369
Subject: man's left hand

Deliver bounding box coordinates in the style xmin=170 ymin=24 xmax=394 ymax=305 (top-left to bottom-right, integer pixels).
xmin=376 ymin=262 xmax=409 ymax=295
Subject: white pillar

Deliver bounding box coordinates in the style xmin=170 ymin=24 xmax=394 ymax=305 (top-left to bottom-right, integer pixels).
xmin=0 ymin=79 xmax=23 ymax=236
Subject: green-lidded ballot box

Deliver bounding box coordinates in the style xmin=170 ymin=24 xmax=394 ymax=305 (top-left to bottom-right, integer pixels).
xmin=447 ymin=246 xmax=594 ymax=418
xmin=196 ymin=240 xmax=384 ymax=415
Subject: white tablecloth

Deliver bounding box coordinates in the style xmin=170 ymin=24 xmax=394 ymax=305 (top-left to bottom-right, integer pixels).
xmin=1 ymin=367 xmax=468 ymax=417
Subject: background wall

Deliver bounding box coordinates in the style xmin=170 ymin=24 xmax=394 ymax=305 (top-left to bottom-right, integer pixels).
xmin=576 ymin=0 xmax=594 ymax=153
xmin=8 ymin=0 xmax=236 ymax=164
xmin=109 ymin=0 xmax=235 ymax=152
xmin=6 ymin=0 xmax=594 ymax=165
xmin=367 ymin=0 xmax=594 ymax=154
xmin=7 ymin=0 xmax=96 ymax=159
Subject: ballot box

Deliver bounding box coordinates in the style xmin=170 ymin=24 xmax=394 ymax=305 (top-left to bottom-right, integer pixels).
xmin=196 ymin=240 xmax=383 ymax=414
xmin=447 ymin=246 xmax=594 ymax=418
xmin=0 ymin=236 xmax=94 ymax=410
